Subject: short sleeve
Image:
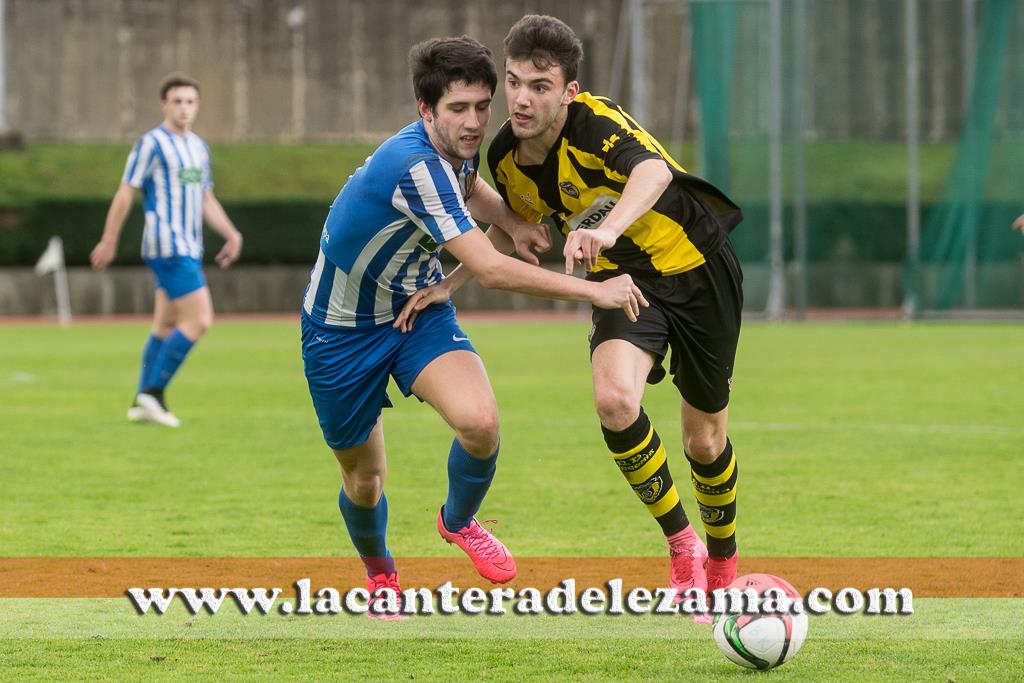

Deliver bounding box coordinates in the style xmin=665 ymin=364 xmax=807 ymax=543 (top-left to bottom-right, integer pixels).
xmin=393 ymin=157 xmax=477 ymax=244
xmin=574 ymin=101 xmax=664 ymax=177
xmin=202 ymin=141 xmax=214 ymax=189
xmin=122 ymin=135 xmax=158 ymax=188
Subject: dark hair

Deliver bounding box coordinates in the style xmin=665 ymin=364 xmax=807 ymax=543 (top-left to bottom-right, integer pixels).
xmin=409 ymin=36 xmax=497 ymax=110
xmin=159 ymin=73 xmax=200 ymax=100
xmin=503 ymin=14 xmax=583 ymax=84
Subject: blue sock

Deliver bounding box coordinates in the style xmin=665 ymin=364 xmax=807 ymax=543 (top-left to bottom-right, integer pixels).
xmin=144 ymin=329 xmax=195 ymax=391
xmin=136 ymin=334 xmax=164 ymax=395
xmin=338 ymin=488 xmax=395 ymax=577
xmin=442 ymin=438 xmax=498 ymax=532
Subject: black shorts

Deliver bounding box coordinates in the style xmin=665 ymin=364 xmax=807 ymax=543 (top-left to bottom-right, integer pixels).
xmin=588 ymin=239 xmax=743 ymax=414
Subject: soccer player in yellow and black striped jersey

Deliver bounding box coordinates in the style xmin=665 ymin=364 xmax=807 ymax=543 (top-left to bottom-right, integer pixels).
xmin=491 ymin=14 xmax=744 ymax=619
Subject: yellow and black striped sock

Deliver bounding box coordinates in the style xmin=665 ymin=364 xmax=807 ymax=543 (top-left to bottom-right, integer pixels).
xmin=602 ymin=408 xmax=689 ymax=537
xmin=687 ymin=439 xmax=738 ymax=558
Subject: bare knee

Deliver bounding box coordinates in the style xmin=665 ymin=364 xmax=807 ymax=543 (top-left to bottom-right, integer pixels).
xmin=453 ymin=408 xmax=500 ymax=457
xmin=340 ymin=465 xmax=385 ymax=507
xmin=593 ymin=385 xmax=640 ymax=432
xmin=197 ymin=310 xmax=214 ymax=335
xmin=179 ymin=313 xmax=213 ymax=339
xmin=684 ymin=430 xmax=727 ymax=464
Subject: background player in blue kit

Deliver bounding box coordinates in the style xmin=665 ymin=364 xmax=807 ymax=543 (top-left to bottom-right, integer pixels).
xmin=301 ymin=35 xmax=646 ymax=614
xmin=91 ymin=74 xmax=244 ymax=428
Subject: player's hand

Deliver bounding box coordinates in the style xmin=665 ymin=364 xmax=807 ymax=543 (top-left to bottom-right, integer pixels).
xmin=511 ymin=222 xmax=551 ymax=266
xmin=393 ymin=281 xmax=452 ymax=333
xmin=591 ymin=274 xmax=649 ymax=322
xmin=89 ymin=240 xmax=117 ymax=271
xmin=564 ymin=227 xmax=616 ymax=274
xmin=1012 ymin=213 xmax=1024 ymax=235
xmin=215 ymin=233 xmax=243 ymax=269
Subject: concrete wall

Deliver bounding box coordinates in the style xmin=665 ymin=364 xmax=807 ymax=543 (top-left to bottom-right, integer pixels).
xmin=3 ymin=0 xmax=981 ymax=143
xmin=4 ymin=0 xmax=618 ymax=142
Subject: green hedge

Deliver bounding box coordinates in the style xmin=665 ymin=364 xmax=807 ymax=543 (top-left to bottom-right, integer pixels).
xmin=0 ymin=200 xmax=331 ymax=267
xmin=730 ymin=202 xmax=1023 ymax=263
xmin=2 ymin=199 xmax=1021 ymax=267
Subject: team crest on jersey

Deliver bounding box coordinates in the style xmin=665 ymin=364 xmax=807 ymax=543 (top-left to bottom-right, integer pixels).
xmin=698 ymin=503 xmax=725 ymax=524
xmin=559 ymin=181 xmax=580 ymax=199
xmin=178 ymin=168 xmax=203 ymax=184
xmin=632 ymin=476 xmax=663 ymax=503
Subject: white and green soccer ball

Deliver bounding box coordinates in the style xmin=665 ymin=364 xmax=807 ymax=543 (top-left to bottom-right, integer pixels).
xmin=712 ymin=573 xmax=809 ymax=670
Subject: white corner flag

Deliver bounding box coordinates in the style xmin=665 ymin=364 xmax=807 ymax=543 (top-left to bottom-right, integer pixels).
xmin=34 ymin=236 xmax=64 ymax=274
xmin=34 ymin=236 xmax=72 ymax=326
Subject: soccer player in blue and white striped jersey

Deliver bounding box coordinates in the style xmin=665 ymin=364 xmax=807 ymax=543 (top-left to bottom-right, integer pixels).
xmin=91 ymin=74 xmax=243 ymax=428
xmin=301 ymin=36 xmax=646 ymax=615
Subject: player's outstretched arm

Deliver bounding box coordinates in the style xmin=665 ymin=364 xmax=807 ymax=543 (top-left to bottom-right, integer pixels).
xmin=203 ymin=189 xmax=244 ymax=269
xmin=447 ymin=228 xmax=647 ymax=315
xmin=393 ymin=223 xmax=520 ymax=332
xmin=90 ymin=181 xmax=137 ymax=271
xmin=1013 ymin=213 xmax=1024 ymax=235
xmin=395 ymin=228 xmax=647 ymax=332
xmin=563 ymin=158 xmax=672 ymax=273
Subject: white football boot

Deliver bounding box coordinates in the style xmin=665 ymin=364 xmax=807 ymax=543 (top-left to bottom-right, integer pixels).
xmin=136 ymin=392 xmax=181 ymax=428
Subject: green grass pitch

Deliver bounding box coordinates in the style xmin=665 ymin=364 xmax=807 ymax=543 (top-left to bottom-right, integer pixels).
xmin=1 ymin=318 xmax=1022 ymax=680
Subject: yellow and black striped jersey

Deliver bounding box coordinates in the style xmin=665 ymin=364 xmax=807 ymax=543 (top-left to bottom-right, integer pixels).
xmin=488 ymin=92 xmax=742 ymax=277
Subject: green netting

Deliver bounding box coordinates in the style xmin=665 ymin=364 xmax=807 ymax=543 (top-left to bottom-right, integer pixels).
xmin=691 ymin=2 xmax=738 ymax=193
xmin=685 ymin=0 xmax=1024 ymax=313
xmin=691 ymin=0 xmax=772 ymax=312
xmin=918 ymin=0 xmax=1021 ymax=311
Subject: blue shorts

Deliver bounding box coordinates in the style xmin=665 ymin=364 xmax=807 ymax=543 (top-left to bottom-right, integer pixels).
xmin=301 ymin=302 xmax=476 ymax=450
xmin=146 ymin=257 xmax=207 ymax=300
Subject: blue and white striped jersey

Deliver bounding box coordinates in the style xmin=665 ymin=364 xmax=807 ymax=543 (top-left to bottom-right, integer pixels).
xmin=303 ymin=119 xmax=479 ymax=329
xmin=122 ymin=125 xmax=213 ymax=260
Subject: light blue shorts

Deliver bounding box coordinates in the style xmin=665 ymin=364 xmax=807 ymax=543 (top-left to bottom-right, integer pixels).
xmin=146 ymin=257 xmax=207 ymax=300
xmin=301 ymin=302 xmax=476 ymax=450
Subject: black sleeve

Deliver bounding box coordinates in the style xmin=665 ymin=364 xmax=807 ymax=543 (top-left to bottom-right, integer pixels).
xmin=571 ymin=100 xmax=664 ymax=177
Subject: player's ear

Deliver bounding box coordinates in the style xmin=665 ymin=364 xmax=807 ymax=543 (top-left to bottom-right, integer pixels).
xmin=563 ymin=80 xmax=580 ymax=105
xmin=417 ymin=99 xmax=433 ymax=122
